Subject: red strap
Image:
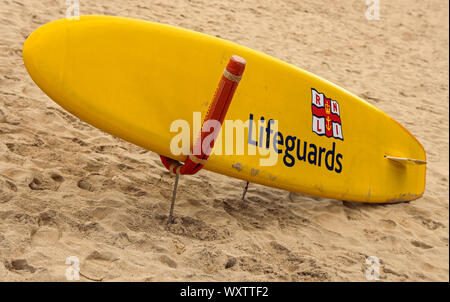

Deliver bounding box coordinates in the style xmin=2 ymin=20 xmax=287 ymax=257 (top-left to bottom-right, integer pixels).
xmin=160 ymin=55 xmax=246 ymax=175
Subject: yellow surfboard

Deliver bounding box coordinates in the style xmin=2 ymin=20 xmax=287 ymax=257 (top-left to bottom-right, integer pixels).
xmin=22 ymin=15 xmax=426 ymax=203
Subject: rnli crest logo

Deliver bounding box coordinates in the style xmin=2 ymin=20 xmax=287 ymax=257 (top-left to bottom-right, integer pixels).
xmin=311 ymin=88 xmax=343 ymax=140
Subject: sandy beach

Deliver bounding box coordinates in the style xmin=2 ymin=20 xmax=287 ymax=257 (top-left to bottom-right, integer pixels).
xmin=0 ymin=0 xmax=448 ymax=281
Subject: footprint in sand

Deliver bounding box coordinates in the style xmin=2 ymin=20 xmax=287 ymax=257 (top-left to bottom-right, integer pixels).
xmin=0 ymin=178 xmax=17 ymax=203
xmin=4 ymin=259 xmax=36 ymax=273
xmin=159 ymin=255 xmax=178 ymax=268
xmin=28 ymin=173 xmax=64 ymax=191
xmin=411 ymin=240 xmax=433 ymax=249
xmin=187 ymin=198 xmax=203 ymax=207
xmin=31 ymin=225 xmax=62 ymax=246
xmin=225 ymin=256 xmax=237 ymax=269
xmin=31 ymin=211 xmax=62 ymax=246
xmin=80 ymin=250 xmax=120 ymax=281
xmin=50 ymin=173 xmax=64 ymax=183
xmin=123 ymin=184 xmax=147 ymax=197
xmin=379 ymin=219 xmax=397 ymax=229
xmin=91 ymin=206 xmax=115 ymax=221
xmin=0 ymin=109 xmax=6 ymax=123
xmin=5 ymin=143 xmax=26 ymax=156
xmin=71 ymin=137 xmax=88 ymax=147
xmin=413 ymin=216 xmax=444 ymax=231
xmin=77 ymin=178 xmax=95 ymax=192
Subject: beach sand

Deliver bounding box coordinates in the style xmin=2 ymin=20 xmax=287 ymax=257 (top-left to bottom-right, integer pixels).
xmin=0 ymin=0 xmax=448 ymax=281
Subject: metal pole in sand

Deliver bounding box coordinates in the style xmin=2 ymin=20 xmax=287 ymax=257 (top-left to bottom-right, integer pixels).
xmin=168 ymin=170 xmax=180 ymax=224
xmin=241 ymin=181 xmax=249 ymax=201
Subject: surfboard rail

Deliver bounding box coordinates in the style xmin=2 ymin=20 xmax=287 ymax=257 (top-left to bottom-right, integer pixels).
xmin=22 ymin=15 xmax=427 ymax=204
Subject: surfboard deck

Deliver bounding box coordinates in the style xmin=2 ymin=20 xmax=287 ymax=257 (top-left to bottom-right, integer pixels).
xmin=22 ymin=15 xmax=426 ymax=203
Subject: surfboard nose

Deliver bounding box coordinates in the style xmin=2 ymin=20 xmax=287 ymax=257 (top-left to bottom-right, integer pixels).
xmin=23 ymin=27 xmax=39 ymax=77
xmin=23 ymin=18 xmax=68 ymax=99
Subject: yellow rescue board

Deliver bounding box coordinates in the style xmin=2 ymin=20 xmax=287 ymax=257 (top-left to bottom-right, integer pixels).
xmin=22 ymin=15 xmax=426 ymax=203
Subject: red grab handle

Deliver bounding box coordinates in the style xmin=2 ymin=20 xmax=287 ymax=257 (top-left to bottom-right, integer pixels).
xmin=160 ymin=55 xmax=247 ymax=175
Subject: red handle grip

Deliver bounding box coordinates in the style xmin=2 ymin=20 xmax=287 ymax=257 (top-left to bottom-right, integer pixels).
xmin=160 ymin=55 xmax=246 ymax=175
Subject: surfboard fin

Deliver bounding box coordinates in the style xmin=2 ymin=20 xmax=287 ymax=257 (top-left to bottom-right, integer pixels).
xmin=167 ymin=170 xmax=180 ymax=225
xmin=385 ymin=156 xmax=426 ymax=165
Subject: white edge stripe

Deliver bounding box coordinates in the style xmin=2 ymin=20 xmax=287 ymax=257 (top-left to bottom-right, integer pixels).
xmin=223 ymin=69 xmax=242 ymax=82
